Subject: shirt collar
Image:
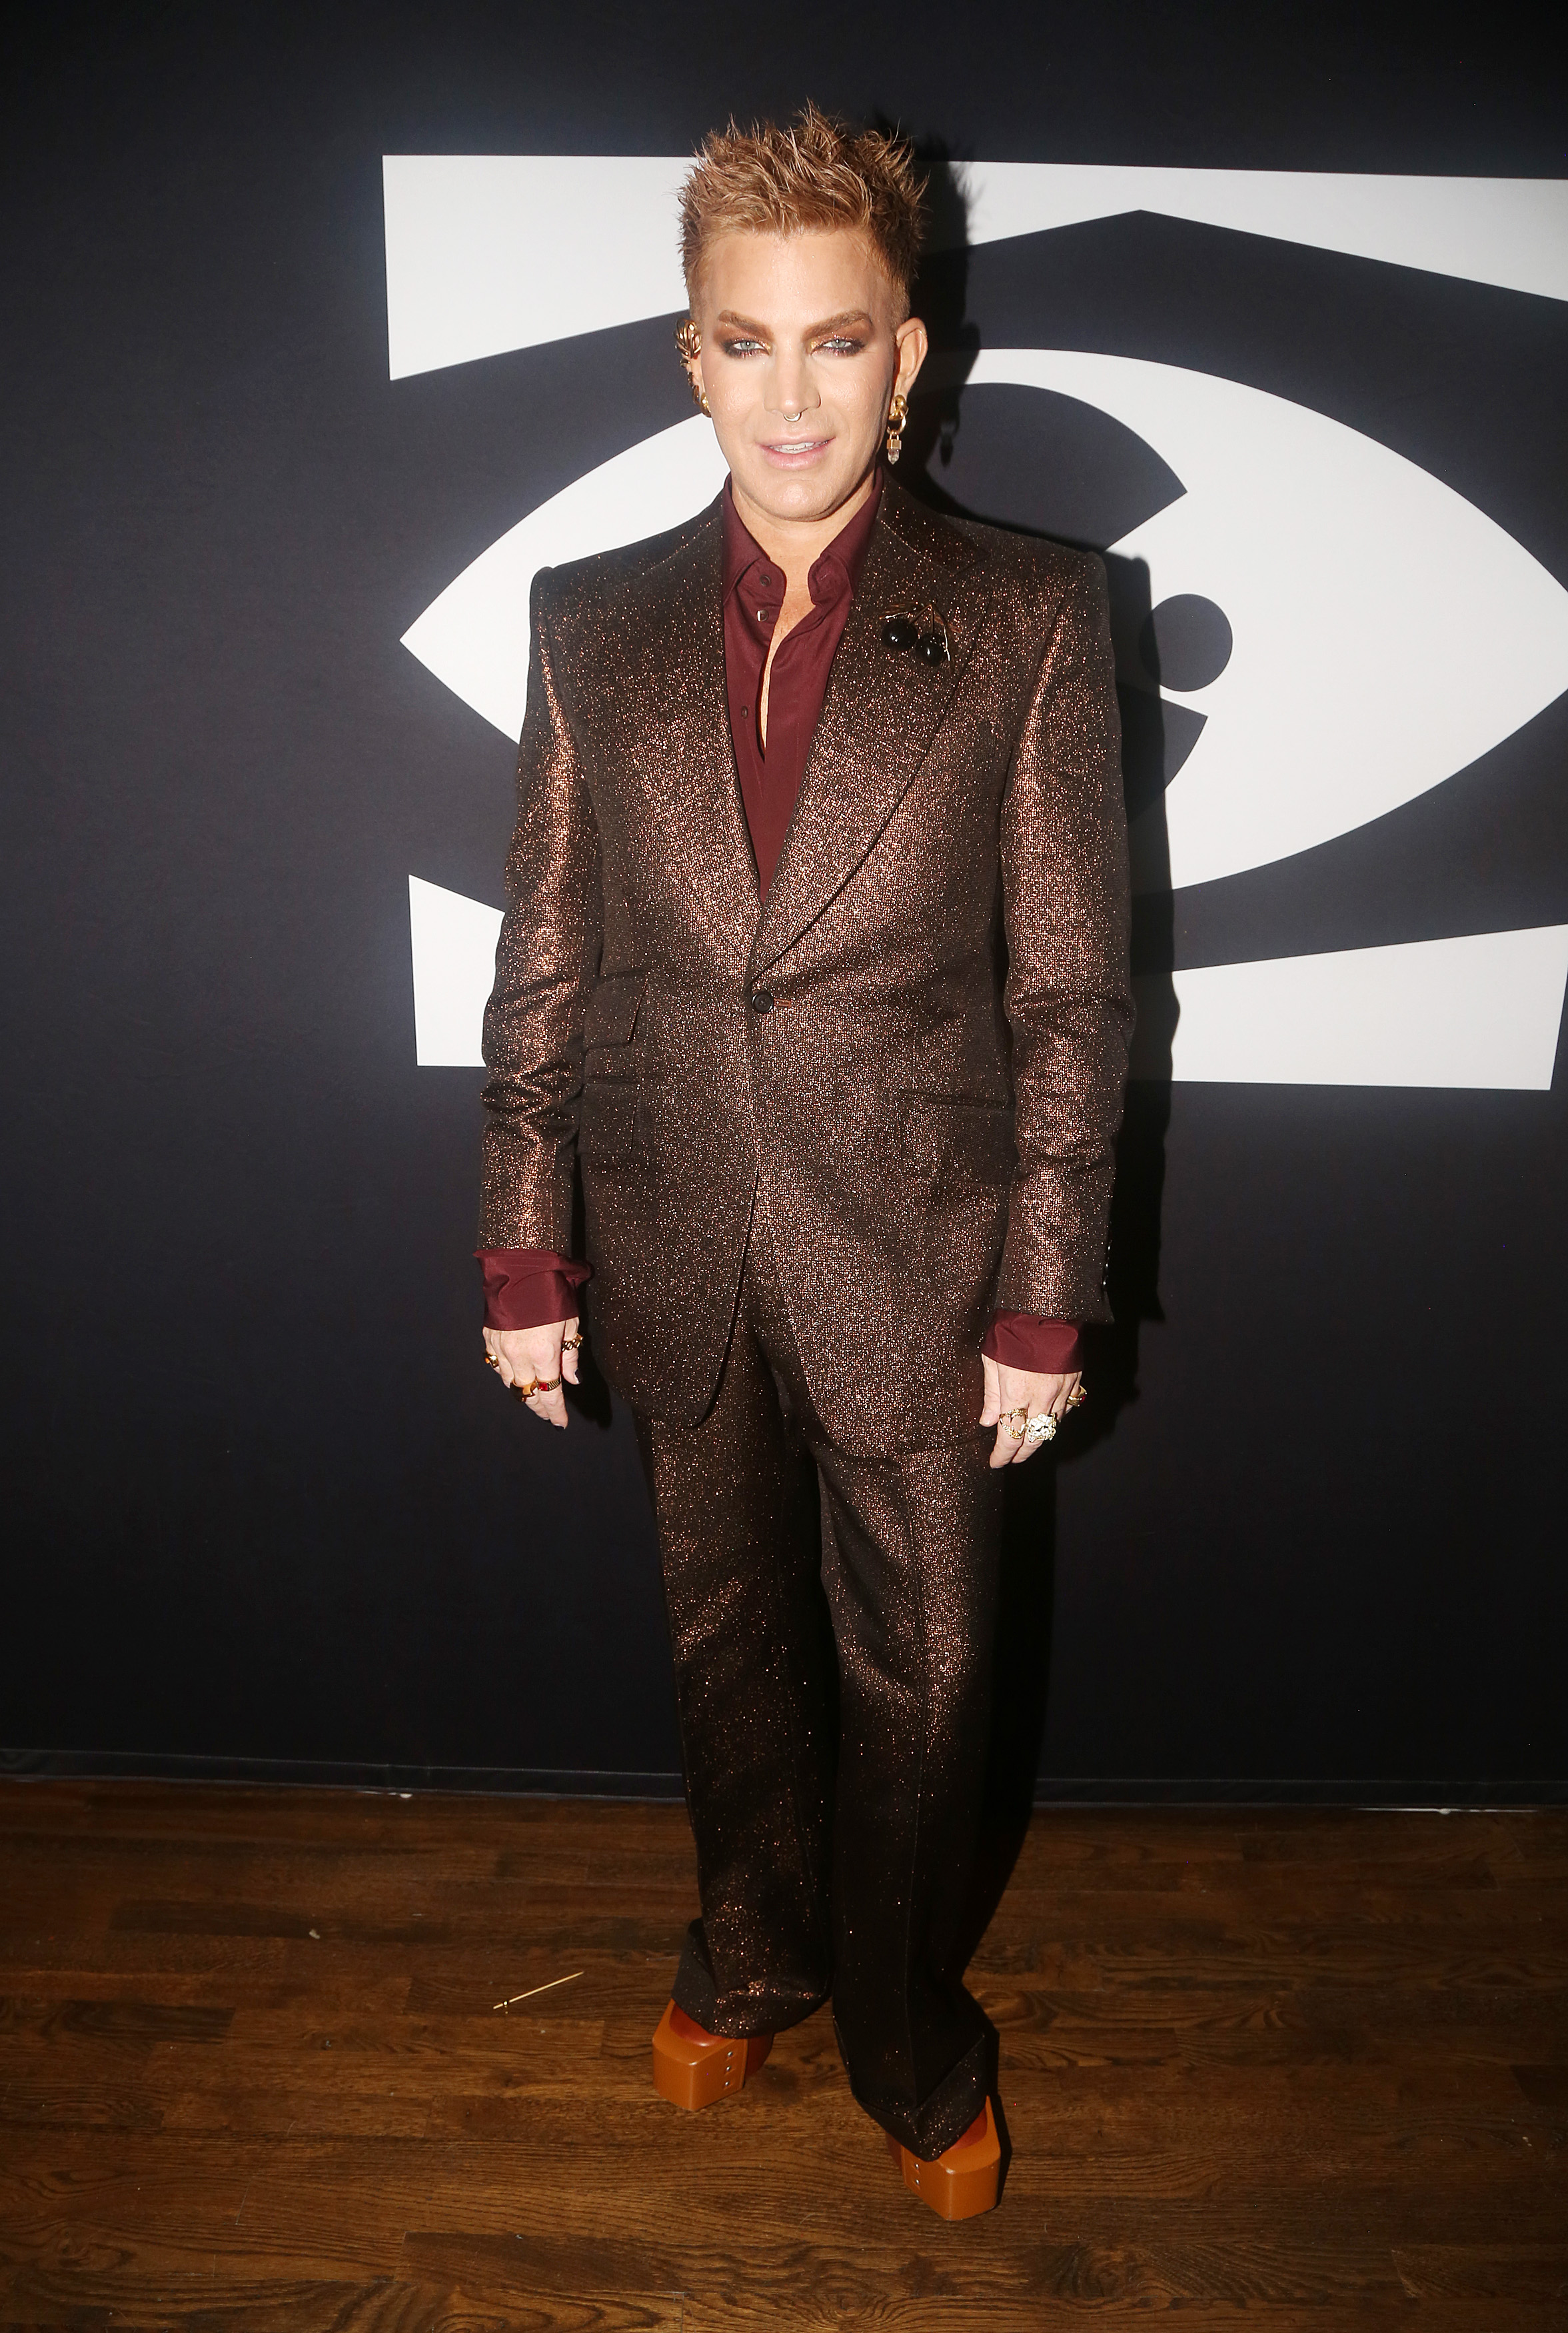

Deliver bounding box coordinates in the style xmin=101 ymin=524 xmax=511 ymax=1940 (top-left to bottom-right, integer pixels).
xmin=722 ymin=471 xmax=884 ymax=605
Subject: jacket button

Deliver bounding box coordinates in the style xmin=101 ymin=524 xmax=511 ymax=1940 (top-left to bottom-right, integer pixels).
xmin=750 ymin=988 xmax=774 ymax=1014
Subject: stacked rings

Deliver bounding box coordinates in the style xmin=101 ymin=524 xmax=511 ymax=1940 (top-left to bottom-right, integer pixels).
xmin=512 ymin=1374 xmax=562 ymax=1402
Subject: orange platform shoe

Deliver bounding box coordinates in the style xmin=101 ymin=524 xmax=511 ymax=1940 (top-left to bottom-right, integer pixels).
xmin=651 ymin=2000 xmax=774 ymax=2110
xmin=887 ymin=2097 xmax=1002 ymax=2220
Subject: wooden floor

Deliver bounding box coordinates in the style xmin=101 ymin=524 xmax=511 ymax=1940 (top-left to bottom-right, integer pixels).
xmin=1 ymin=1786 xmax=1566 ymax=2330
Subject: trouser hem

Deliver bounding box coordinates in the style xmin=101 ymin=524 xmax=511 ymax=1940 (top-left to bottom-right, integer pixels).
xmin=672 ymin=1917 xmax=831 ymax=2039
xmin=836 ymin=2008 xmax=992 ymax=2159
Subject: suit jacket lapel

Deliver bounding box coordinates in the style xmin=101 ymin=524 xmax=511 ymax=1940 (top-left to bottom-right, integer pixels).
xmin=751 ymin=485 xmax=992 ymax=979
xmin=622 ymin=499 xmax=760 ymax=959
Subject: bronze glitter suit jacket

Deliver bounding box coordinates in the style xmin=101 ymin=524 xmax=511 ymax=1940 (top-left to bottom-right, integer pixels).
xmin=478 ymin=477 xmax=1134 ymax=1457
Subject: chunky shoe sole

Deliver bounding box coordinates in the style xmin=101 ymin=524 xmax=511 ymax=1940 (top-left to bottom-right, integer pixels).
xmin=887 ymin=2096 xmax=1002 ymax=2220
xmin=650 ymin=2000 xmax=774 ymax=2110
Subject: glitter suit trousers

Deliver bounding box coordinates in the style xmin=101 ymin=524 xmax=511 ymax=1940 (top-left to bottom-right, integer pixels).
xmin=634 ymin=1200 xmax=1004 ymax=2160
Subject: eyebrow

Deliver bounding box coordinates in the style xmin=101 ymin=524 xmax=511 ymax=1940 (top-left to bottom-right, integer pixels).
xmin=714 ymin=309 xmax=875 ymax=336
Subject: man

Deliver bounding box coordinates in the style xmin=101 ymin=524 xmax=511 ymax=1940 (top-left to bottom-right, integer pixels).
xmin=476 ymin=107 xmax=1132 ymax=2218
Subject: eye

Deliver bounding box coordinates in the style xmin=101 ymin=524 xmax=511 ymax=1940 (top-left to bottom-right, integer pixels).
xmin=948 ymin=348 xmax=1568 ymax=895
xmin=404 ymin=381 xmax=1568 ymax=1093
xmin=717 ymin=336 xmax=764 ymax=356
xmin=816 ymin=335 xmax=864 ymax=355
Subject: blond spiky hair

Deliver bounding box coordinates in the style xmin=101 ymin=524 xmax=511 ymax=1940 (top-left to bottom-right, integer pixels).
xmin=679 ymin=103 xmax=928 ymax=317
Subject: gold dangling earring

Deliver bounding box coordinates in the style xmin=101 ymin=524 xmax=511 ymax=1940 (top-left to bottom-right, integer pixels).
xmin=674 ymin=319 xmax=711 ymax=415
xmin=885 ymin=391 xmax=909 ymax=465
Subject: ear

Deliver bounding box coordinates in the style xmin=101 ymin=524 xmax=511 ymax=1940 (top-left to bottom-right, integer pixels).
xmin=893 ymin=315 xmax=930 ymax=400
xmin=674 ymin=313 xmax=710 ymax=413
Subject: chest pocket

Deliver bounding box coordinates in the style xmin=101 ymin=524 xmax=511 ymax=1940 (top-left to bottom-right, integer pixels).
xmin=579 ymin=969 xmax=648 ymax=1169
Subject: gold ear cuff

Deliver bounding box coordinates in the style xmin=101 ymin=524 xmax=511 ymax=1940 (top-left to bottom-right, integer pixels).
xmin=674 ymin=319 xmax=711 ymax=415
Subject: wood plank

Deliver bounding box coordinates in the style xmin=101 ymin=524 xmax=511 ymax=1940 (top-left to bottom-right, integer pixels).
xmin=0 ymin=2250 xmax=683 ymax=2330
xmin=1392 ymin=2244 xmax=1568 ymax=2300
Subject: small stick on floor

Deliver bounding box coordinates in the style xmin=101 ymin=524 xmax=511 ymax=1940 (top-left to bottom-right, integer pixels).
xmin=493 ymin=1970 xmax=584 ymax=2010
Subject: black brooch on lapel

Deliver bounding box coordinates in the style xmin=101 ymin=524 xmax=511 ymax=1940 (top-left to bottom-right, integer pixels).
xmin=880 ymin=605 xmax=951 ymax=667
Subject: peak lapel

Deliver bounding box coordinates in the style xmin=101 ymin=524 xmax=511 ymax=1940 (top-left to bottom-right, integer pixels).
xmin=624 ymin=501 xmax=760 ymax=957
xmin=751 ymin=491 xmax=992 ymax=978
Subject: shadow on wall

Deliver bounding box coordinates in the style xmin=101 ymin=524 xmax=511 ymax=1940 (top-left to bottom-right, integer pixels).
xmin=900 ymin=150 xmax=1177 ymax=1964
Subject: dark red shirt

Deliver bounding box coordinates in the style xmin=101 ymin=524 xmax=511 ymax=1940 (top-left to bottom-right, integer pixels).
xmin=723 ymin=473 xmax=880 ymax=899
xmin=478 ymin=477 xmax=1080 ymax=1374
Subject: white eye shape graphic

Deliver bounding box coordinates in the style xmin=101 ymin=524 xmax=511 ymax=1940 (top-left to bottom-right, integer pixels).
xmin=404 ymin=354 xmax=1568 ymax=893
xmin=400 ymin=370 xmax=1568 ymax=1089
xmin=401 ymin=416 xmax=727 ymax=742
xmin=960 ymin=351 xmax=1568 ymax=892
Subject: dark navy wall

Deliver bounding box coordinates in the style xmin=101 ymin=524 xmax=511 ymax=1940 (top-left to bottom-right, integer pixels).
xmin=3 ymin=0 xmax=1564 ymax=1796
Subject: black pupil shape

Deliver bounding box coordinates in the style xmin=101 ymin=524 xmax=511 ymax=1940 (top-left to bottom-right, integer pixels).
xmin=1139 ymin=595 xmax=1233 ymax=693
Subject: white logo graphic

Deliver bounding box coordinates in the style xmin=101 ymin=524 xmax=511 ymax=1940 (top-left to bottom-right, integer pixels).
xmin=383 ymin=157 xmax=1568 ymax=377
xmin=1134 ymin=926 xmax=1568 ymax=1090
xmin=957 ymin=351 xmax=1568 ymax=892
xmin=402 ymin=418 xmax=728 ymax=744
xmin=404 ymin=359 xmax=1568 ymax=893
xmin=409 ymin=875 xmax=504 ymax=1068
xmin=390 ymin=160 xmax=1568 ymax=1089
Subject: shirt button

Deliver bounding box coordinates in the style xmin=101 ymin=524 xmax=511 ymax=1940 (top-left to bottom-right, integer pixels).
xmin=758 ymin=607 xmax=775 ymax=625
xmin=759 ymin=571 xmax=773 ymax=586
xmin=750 ymin=988 xmax=774 ymax=1014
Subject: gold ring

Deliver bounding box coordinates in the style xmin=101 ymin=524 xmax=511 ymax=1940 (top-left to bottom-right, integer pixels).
xmin=560 ymin=1331 xmax=584 ymax=1352
xmin=512 ymin=1375 xmax=562 ymax=1401
xmin=1067 ymin=1384 xmax=1088 ymax=1408
xmin=999 ymin=1406 xmax=1028 ymax=1436
xmin=483 ymin=1352 xmax=501 ymax=1371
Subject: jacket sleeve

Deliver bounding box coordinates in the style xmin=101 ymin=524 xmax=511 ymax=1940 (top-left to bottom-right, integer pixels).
xmin=477 ymin=572 xmax=602 ymax=1251
xmin=996 ymin=555 xmax=1134 ymax=1324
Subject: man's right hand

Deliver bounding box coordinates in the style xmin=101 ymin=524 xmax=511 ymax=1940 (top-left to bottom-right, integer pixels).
xmin=482 ymin=1317 xmax=580 ymax=1430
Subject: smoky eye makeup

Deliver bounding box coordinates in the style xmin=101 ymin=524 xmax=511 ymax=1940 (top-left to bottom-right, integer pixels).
xmin=712 ymin=313 xmax=876 ymax=359
xmin=718 ymin=333 xmax=864 ymax=356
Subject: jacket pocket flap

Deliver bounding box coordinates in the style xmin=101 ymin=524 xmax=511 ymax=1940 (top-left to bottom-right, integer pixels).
xmin=901 ymin=1095 xmax=1016 ymax=1183
xmin=584 ymin=968 xmax=649 ymax=1050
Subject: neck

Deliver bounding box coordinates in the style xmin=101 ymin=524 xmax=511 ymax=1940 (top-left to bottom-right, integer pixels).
xmin=730 ymin=463 xmax=880 ymax=579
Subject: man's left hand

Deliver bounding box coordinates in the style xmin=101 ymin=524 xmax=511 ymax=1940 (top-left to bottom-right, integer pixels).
xmin=980 ymin=1356 xmax=1082 ymax=1468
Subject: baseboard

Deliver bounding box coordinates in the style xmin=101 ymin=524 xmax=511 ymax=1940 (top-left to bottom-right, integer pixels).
xmin=0 ymin=1748 xmax=686 ymax=1799
xmin=1031 ymin=1775 xmax=1568 ymax=1808
xmin=2 ymin=1746 xmax=1563 ymax=1806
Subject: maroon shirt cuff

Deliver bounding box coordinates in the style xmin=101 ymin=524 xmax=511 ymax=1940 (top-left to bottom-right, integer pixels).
xmin=476 ymin=1248 xmax=590 ymax=1332
xmin=982 ymin=1312 xmax=1082 ymax=1373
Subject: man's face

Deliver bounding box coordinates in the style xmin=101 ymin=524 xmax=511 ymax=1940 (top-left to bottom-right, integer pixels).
xmin=688 ymin=227 xmax=927 ymax=529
